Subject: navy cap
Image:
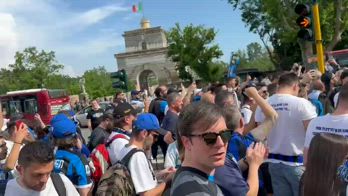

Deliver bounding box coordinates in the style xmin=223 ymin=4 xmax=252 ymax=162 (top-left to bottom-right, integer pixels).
xmin=133 ymin=113 xmax=160 ymax=132
xmin=51 ymin=114 xmax=77 ymax=138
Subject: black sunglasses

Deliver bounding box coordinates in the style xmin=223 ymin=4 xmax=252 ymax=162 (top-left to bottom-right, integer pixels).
xmin=187 ymin=129 xmax=233 ymax=146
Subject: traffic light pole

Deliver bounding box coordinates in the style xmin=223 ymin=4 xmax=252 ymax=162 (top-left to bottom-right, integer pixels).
xmin=312 ymin=1 xmax=325 ymax=73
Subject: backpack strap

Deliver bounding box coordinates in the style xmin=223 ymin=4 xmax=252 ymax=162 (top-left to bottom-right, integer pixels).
xmin=51 ymin=173 xmax=66 ymax=196
xmin=120 ymin=148 xmax=144 ymax=167
xmin=105 ymin=134 xmax=128 ymax=147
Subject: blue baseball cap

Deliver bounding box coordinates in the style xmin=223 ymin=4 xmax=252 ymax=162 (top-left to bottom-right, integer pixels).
xmin=133 ymin=113 xmax=160 ymax=132
xmin=50 ymin=114 xmax=77 ymax=138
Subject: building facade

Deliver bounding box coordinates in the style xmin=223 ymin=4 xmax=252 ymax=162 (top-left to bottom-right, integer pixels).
xmin=115 ymin=19 xmax=179 ymax=90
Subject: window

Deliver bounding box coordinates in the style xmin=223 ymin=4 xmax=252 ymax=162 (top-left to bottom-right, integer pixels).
xmin=48 ymin=89 xmax=68 ymax=98
xmin=24 ymin=99 xmax=38 ymax=114
xmin=1 ymin=102 xmax=9 ymax=115
xmin=9 ymin=100 xmax=23 ymax=115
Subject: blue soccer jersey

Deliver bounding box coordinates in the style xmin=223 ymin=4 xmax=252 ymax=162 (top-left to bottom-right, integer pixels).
xmin=54 ymin=149 xmax=92 ymax=188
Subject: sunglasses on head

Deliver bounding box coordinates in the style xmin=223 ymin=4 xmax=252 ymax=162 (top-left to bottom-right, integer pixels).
xmin=187 ymin=129 xmax=232 ymax=146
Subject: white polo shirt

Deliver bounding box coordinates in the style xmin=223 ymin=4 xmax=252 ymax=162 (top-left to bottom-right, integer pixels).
xmin=255 ymin=94 xmax=317 ymax=166
xmin=304 ymin=114 xmax=348 ymax=148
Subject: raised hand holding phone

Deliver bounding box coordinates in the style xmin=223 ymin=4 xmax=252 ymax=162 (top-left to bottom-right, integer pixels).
xmin=14 ymin=121 xmax=29 ymax=144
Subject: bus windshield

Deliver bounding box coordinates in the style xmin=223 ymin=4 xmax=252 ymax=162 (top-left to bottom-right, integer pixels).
xmin=48 ymin=89 xmax=68 ymax=99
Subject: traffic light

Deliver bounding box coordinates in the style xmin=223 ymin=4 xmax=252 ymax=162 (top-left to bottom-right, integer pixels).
xmin=295 ymin=4 xmax=313 ymax=41
xmin=110 ymin=69 xmax=128 ymax=90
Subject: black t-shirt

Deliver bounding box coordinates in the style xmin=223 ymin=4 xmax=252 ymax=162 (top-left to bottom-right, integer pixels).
xmin=86 ymin=108 xmax=104 ymax=130
xmin=149 ymin=97 xmax=166 ymax=124
xmin=87 ymin=127 xmax=110 ymax=151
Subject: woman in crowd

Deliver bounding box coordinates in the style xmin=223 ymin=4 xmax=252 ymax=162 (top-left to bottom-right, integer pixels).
xmin=302 ymin=133 xmax=348 ymax=196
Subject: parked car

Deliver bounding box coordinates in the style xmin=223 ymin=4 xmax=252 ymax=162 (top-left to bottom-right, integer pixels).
xmin=75 ymin=102 xmax=114 ymax=128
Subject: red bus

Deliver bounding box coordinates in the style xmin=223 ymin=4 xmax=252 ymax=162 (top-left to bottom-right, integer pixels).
xmin=327 ymin=49 xmax=348 ymax=67
xmin=0 ymin=89 xmax=70 ymax=124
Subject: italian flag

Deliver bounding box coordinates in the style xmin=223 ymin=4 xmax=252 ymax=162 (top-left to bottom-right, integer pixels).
xmin=132 ymin=2 xmax=143 ymax=13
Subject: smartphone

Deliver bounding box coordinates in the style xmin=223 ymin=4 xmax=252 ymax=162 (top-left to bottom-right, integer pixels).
xmin=15 ymin=121 xmax=37 ymax=139
xmin=15 ymin=121 xmax=23 ymax=130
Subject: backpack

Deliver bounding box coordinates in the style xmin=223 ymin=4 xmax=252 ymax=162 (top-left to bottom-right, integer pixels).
xmin=90 ymin=134 xmax=128 ymax=183
xmin=51 ymin=173 xmax=67 ymax=196
xmin=95 ymin=148 xmax=144 ymax=196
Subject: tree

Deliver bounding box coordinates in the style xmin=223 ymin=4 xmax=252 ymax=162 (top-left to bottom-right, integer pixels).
xmin=167 ymin=23 xmax=225 ymax=82
xmin=83 ymin=66 xmax=114 ymax=99
xmin=236 ymin=47 xmax=275 ymax=72
xmin=0 ymin=47 xmax=83 ymax=95
xmin=227 ymin=0 xmax=348 ymax=68
xmin=8 ymin=47 xmax=64 ymax=89
xmin=46 ymin=75 xmax=81 ymax=95
xmin=247 ymin=42 xmax=263 ymax=61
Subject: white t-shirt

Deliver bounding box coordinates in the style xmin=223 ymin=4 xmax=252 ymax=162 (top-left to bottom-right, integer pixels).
xmin=5 ymin=174 xmax=79 ymax=196
xmin=308 ymin=90 xmax=321 ymax=100
xmin=107 ymin=132 xmax=130 ymax=165
xmin=118 ymin=145 xmax=157 ymax=194
xmin=164 ymin=141 xmax=180 ymax=169
xmin=304 ymin=114 xmax=348 ymax=148
xmin=334 ymin=92 xmax=340 ymax=108
xmin=255 ymin=94 xmax=317 ymax=166
xmin=241 ymin=104 xmax=252 ymax=124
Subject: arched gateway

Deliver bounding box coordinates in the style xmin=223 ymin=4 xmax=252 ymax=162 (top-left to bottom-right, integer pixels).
xmin=115 ymin=18 xmax=179 ymax=91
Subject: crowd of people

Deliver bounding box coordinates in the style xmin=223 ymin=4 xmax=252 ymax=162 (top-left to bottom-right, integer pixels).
xmin=0 ymin=62 xmax=347 ymax=196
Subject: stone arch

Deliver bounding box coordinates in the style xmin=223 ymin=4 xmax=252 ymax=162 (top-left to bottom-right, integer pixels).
xmin=137 ymin=70 xmax=159 ymax=91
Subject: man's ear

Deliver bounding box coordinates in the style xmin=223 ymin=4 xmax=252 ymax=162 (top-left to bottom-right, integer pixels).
xmin=16 ymin=165 xmax=24 ymax=176
xmin=181 ymin=136 xmax=192 ymax=151
xmin=239 ymin=117 xmax=244 ymax=129
xmin=141 ymin=130 xmax=148 ymax=139
xmin=124 ymin=116 xmax=132 ymax=124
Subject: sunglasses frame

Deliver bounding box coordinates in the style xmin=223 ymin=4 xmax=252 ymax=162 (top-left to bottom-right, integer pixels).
xmin=187 ymin=129 xmax=233 ymax=146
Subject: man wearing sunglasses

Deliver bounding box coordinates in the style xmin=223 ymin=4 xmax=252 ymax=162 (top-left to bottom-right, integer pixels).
xmin=170 ymin=102 xmax=229 ymax=196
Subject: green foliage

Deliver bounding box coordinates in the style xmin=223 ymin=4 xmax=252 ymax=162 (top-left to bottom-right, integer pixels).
xmin=167 ymin=23 xmax=225 ymax=82
xmin=236 ymin=43 xmax=276 ymax=71
xmin=83 ymin=66 xmax=114 ymax=99
xmin=227 ymin=0 xmax=348 ymax=68
xmin=0 ymin=47 xmax=79 ymax=94
xmin=3 ymin=47 xmax=64 ymax=89
xmin=46 ymin=75 xmax=81 ymax=95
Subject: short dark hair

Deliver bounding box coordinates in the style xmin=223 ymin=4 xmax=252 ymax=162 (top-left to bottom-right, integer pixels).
xmin=278 ymin=72 xmax=299 ymax=87
xmin=154 ymin=85 xmax=165 ymax=98
xmin=340 ymin=69 xmax=348 ymax=81
xmin=18 ymin=141 xmax=55 ymax=167
xmin=101 ymin=113 xmax=113 ymax=121
xmin=177 ymin=102 xmax=224 ymax=151
xmin=178 ymin=102 xmax=224 ymax=136
xmin=338 ymin=83 xmax=348 ymax=105
xmin=214 ymin=90 xmax=235 ymax=108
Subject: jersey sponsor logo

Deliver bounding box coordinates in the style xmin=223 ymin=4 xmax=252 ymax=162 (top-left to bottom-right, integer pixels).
xmin=85 ymin=165 xmax=91 ymax=176
xmin=55 ymin=160 xmax=64 ymax=170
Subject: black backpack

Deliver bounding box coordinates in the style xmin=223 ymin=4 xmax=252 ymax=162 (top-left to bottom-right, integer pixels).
xmin=0 ymin=172 xmax=66 ymax=196
xmin=51 ymin=173 xmax=67 ymax=196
